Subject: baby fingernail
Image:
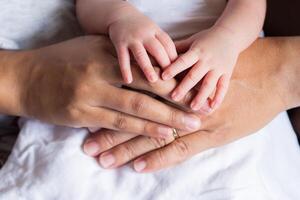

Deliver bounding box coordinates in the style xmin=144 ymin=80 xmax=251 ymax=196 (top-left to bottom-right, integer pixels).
xmin=183 ymin=115 xmax=201 ymax=130
xmin=200 ymin=105 xmax=212 ymax=114
xmin=83 ymin=141 xmax=100 ymax=156
xmin=99 ymin=153 xmax=115 ymax=168
xmin=125 ymin=76 xmax=133 ymax=84
xmin=172 ymin=92 xmax=181 ymax=101
xmin=134 ymin=160 xmax=147 ymax=172
xmin=157 ymin=126 xmax=173 ymax=138
xmin=149 ymin=73 xmax=158 ymax=82
xmin=191 ymin=102 xmax=200 ymax=111
xmin=162 ymin=72 xmax=171 ymax=80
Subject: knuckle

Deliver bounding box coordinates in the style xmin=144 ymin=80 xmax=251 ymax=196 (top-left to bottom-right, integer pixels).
xmin=113 ymin=113 xmax=128 ymax=130
xmin=172 ymin=139 xmax=190 ymax=158
xmin=122 ymin=143 xmax=136 ymax=160
xmin=169 ymin=110 xmax=180 ymax=125
xmin=66 ymin=105 xmax=82 ymax=121
xmin=102 ymin=132 xmax=117 ymax=148
xmin=131 ymin=95 xmax=147 ymax=114
xmin=177 ymin=56 xmax=189 ymax=67
xmin=74 ymin=82 xmax=91 ymax=98
xmin=64 ymin=105 xmax=86 ymax=127
xmin=148 ymin=137 xmax=167 ymax=148
xmin=154 ymin=150 xmax=167 ymax=168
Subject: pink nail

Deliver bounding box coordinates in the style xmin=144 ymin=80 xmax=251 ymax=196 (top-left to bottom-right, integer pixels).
xmin=190 ymin=101 xmax=201 ymax=111
xmin=162 ymin=72 xmax=171 ymax=80
xmin=99 ymin=153 xmax=115 ymax=168
xmin=83 ymin=141 xmax=100 ymax=156
xmin=149 ymin=73 xmax=158 ymax=82
xmin=125 ymin=76 xmax=133 ymax=84
xmin=172 ymin=92 xmax=181 ymax=101
xmin=134 ymin=160 xmax=147 ymax=172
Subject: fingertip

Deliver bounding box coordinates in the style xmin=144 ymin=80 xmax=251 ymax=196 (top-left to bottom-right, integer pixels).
xmin=133 ymin=158 xmax=147 ymax=172
xmin=190 ymin=99 xmax=202 ymax=111
xmin=148 ymin=72 xmax=158 ymax=83
xmin=122 ymin=71 xmax=133 ymax=84
xmin=124 ymin=77 xmax=133 ymax=84
xmin=83 ymin=140 xmax=101 ymax=156
xmin=162 ymin=71 xmax=172 ymax=81
xmin=171 ymin=91 xmax=182 ymax=102
xmin=190 ymin=102 xmax=199 ymax=111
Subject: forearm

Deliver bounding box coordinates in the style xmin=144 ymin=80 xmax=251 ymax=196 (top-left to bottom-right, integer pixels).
xmin=0 ymin=50 xmax=31 ymax=116
xmin=278 ymin=37 xmax=300 ymax=109
xmin=76 ymin=0 xmax=135 ymax=34
xmin=214 ymin=0 xmax=266 ymax=52
xmin=235 ymin=37 xmax=300 ymax=111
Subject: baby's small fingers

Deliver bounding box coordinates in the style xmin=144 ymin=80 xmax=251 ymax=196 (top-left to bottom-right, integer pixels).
xmin=211 ymin=74 xmax=230 ymax=109
xmin=117 ymin=46 xmax=132 ymax=83
xmin=191 ymin=71 xmax=220 ymax=111
xmin=162 ymin=50 xmax=199 ymax=80
xmin=130 ymin=43 xmax=158 ymax=83
xmin=144 ymin=38 xmax=170 ymax=68
xmin=156 ymin=32 xmax=178 ymax=62
xmin=171 ymin=61 xmax=208 ymax=101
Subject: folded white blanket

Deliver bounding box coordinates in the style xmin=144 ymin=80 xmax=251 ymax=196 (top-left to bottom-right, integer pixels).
xmin=0 ymin=113 xmax=300 ymax=200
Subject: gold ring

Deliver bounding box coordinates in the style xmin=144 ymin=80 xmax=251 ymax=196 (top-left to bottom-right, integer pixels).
xmin=172 ymin=128 xmax=180 ymax=140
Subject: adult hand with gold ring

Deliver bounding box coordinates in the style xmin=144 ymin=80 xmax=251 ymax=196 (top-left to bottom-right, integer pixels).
xmin=83 ymin=37 xmax=300 ymax=172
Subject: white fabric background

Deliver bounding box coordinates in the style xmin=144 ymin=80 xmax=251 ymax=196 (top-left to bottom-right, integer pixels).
xmin=0 ymin=0 xmax=299 ymax=199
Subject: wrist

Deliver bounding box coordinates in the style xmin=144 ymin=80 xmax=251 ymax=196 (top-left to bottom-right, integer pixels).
xmin=278 ymin=37 xmax=300 ymax=109
xmin=209 ymin=25 xmax=242 ymax=54
xmin=0 ymin=50 xmax=33 ymax=116
xmin=106 ymin=1 xmax=139 ymax=33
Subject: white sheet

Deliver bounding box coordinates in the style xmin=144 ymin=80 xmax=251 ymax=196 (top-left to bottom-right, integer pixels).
xmin=0 ymin=113 xmax=300 ymax=199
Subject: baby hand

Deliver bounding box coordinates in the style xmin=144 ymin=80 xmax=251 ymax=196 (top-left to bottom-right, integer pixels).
xmin=108 ymin=6 xmax=177 ymax=83
xmin=162 ymin=28 xmax=239 ymax=113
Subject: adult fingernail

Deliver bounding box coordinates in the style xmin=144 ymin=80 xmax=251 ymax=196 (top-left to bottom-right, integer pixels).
xmin=183 ymin=115 xmax=201 ymax=130
xmin=83 ymin=141 xmax=100 ymax=156
xmin=134 ymin=159 xmax=147 ymax=172
xmin=99 ymin=153 xmax=115 ymax=168
xmin=88 ymin=127 xmax=101 ymax=133
xmin=157 ymin=126 xmax=173 ymax=138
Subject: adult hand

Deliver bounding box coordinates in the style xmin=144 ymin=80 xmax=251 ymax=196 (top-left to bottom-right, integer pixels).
xmin=2 ymin=36 xmax=201 ymax=139
xmin=83 ymin=37 xmax=300 ymax=171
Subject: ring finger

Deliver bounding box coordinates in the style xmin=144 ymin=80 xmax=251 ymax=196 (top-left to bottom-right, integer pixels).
xmin=97 ymin=129 xmax=186 ymax=168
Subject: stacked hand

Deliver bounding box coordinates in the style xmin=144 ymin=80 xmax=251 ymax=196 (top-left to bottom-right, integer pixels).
xmin=83 ymin=38 xmax=292 ymax=172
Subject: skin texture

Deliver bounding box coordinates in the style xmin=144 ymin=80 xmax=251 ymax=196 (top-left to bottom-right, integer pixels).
xmin=76 ymin=0 xmax=266 ymax=113
xmin=0 ymin=36 xmax=202 ymax=139
xmin=83 ymin=37 xmax=300 ymax=172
